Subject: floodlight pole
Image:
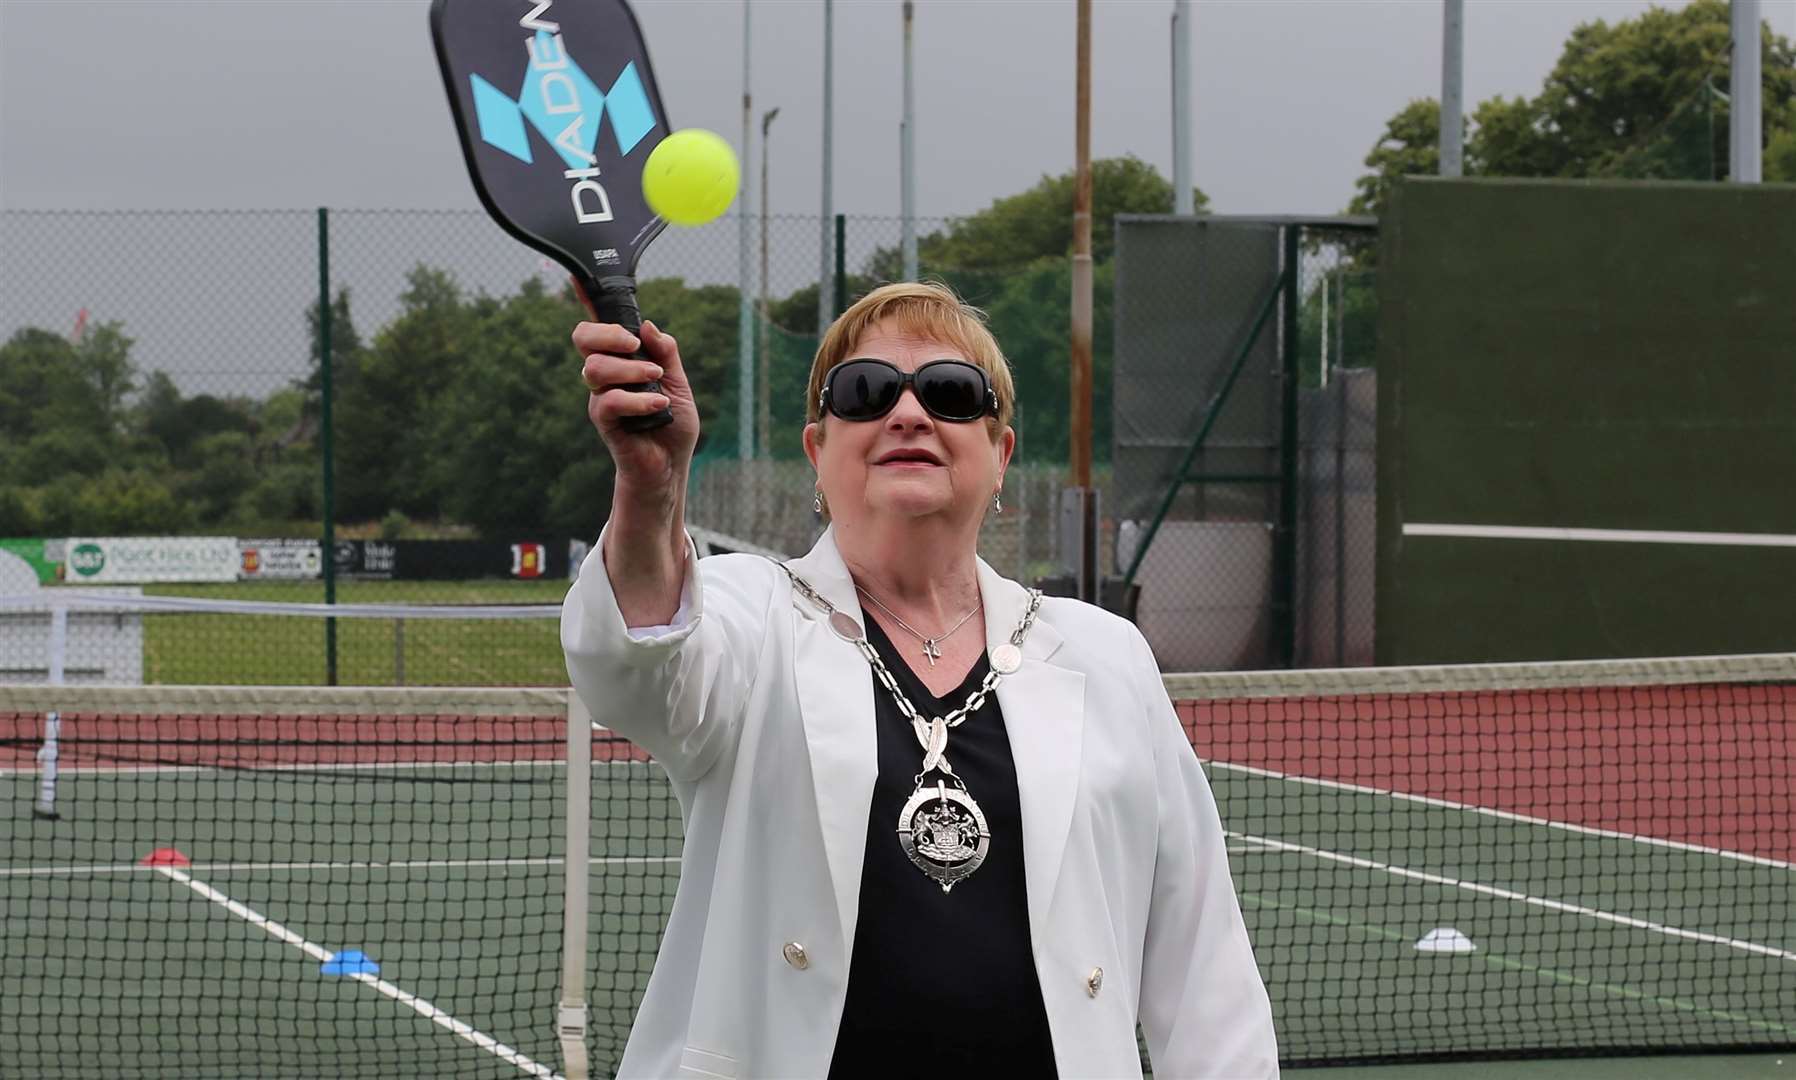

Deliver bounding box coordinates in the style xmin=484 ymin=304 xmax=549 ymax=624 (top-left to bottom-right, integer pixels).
xmin=1440 ymin=0 xmax=1464 ymax=177
xmin=818 ymin=0 xmax=836 ymax=330
xmin=1730 ymin=0 xmax=1762 ymax=182
xmin=1171 ymin=0 xmax=1192 ymax=213
xmin=737 ymin=0 xmax=754 ymax=460
xmin=1068 ymin=0 xmax=1097 ymax=604
xmin=901 ymin=1 xmax=918 ymax=280
xmin=760 ymin=107 xmax=780 ymax=459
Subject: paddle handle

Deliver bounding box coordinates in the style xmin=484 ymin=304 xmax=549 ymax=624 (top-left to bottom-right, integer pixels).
xmin=589 ymin=275 xmax=673 ymax=434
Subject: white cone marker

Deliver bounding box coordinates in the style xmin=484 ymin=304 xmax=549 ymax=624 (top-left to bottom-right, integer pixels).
xmin=1415 ymin=927 xmax=1477 ymax=954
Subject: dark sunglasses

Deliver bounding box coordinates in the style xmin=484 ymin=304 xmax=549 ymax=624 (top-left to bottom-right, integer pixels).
xmin=819 ymin=358 xmax=999 ymax=423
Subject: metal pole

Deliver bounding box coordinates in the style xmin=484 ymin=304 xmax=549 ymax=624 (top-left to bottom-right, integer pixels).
xmin=817 ymin=0 xmax=835 ymax=333
xmin=737 ymin=0 xmax=754 ymax=460
xmin=1070 ymin=0 xmax=1096 ymax=603
xmin=901 ymin=1 xmax=918 ymax=279
xmin=759 ymin=107 xmax=778 ymax=460
xmin=317 ymin=207 xmax=337 ymax=686
xmin=1730 ymin=0 xmax=1762 ymax=183
xmin=1171 ymin=0 xmax=1192 ymax=213
xmin=1272 ymin=225 xmax=1300 ymax=668
xmin=1440 ymin=0 xmax=1464 ymax=177
xmin=556 ymin=691 xmax=595 ymax=1080
xmin=1319 ymin=265 xmax=1330 ymax=386
xmin=835 ymin=214 xmax=848 ymax=315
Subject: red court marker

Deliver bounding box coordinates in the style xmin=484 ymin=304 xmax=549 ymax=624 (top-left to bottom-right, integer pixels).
xmin=138 ymin=848 xmax=191 ymax=867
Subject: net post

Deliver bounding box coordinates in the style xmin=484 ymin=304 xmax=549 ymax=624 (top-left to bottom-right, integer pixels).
xmin=33 ymin=602 xmax=68 ymax=818
xmin=558 ymin=689 xmax=594 ymax=1080
xmin=33 ymin=710 xmax=61 ymax=820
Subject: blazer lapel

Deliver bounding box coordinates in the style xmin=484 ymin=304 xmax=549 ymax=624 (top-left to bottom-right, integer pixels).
xmin=785 ymin=528 xmax=879 ymax=951
xmin=979 ymin=560 xmax=1085 ymax=948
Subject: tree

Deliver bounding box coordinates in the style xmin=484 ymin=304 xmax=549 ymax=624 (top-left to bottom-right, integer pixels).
xmin=870 ymin=156 xmax=1206 ymax=279
xmin=0 ymin=324 xmax=137 ymax=460
xmin=332 ymin=266 xmax=470 ymax=521
xmin=1350 ymin=0 xmax=1796 ymax=218
xmin=1348 ymin=99 xmax=1441 ymax=217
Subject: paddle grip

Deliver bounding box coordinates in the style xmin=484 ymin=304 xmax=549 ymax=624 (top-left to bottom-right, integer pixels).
xmin=591 ymin=275 xmax=673 ymax=433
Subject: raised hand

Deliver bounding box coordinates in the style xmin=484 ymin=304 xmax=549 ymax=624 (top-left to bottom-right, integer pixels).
xmin=573 ymin=295 xmax=701 ymax=626
xmin=575 ymin=318 xmax=699 ymax=502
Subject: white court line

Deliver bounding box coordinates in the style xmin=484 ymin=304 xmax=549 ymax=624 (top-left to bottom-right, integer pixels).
xmin=0 ymin=757 xmax=659 ymax=778
xmin=1403 ymin=522 xmax=1796 ymax=547
xmin=1207 ymin=759 xmax=1796 ymax=872
xmin=1228 ymin=832 xmax=1796 ymax=965
xmin=152 ymin=862 xmax=562 ymax=1079
xmin=3 ymin=855 xmax=680 ymax=878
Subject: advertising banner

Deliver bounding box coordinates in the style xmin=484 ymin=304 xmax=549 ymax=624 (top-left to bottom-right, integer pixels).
xmin=62 ymin=537 xmax=239 ymax=584
xmin=0 ymin=539 xmax=60 ymax=585
xmin=239 ymin=539 xmax=323 ymax=580
xmin=331 ymin=540 xmax=570 ymax=581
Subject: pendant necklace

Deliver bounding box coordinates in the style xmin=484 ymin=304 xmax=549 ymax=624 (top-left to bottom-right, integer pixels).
xmin=855 ymin=585 xmax=981 ymax=667
xmin=774 ymin=561 xmax=1042 ymax=893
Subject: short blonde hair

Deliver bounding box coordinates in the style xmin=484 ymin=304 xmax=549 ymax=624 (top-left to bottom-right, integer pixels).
xmin=805 ymin=281 xmax=1015 ymax=436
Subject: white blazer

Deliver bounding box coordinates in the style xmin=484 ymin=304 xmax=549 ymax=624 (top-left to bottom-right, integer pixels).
xmin=562 ymin=525 xmax=1278 ymax=1080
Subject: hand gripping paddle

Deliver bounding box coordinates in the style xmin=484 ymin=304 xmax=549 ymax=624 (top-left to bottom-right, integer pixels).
xmin=430 ymin=0 xmax=673 ymax=431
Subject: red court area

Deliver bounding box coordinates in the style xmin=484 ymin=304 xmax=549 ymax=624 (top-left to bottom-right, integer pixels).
xmin=0 ymin=711 xmax=654 ymax=769
xmin=1174 ymin=681 xmax=1794 ymax=863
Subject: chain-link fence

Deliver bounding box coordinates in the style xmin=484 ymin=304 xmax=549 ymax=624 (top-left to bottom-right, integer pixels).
xmin=1113 ymin=216 xmax=1378 ymax=670
xmin=1 ymin=207 xmax=1366 ymax=673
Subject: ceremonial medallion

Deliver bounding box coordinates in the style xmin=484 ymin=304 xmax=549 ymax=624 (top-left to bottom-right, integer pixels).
xmin=990 ymin=643 xmax=1022 ymax=675
xmin=897 ymin=780 xmax=990 ymax=893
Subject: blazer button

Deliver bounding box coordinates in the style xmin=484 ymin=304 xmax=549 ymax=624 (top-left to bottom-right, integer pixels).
xmin=1086 ymin=967 xmax=1103 ymax=998
xmin=782 ymin=942 xmax=810 ymax=971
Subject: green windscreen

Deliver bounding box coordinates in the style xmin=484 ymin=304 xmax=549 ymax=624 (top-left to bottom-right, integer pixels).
xmin=1376 ymin=178 xmax=1796 ymax=665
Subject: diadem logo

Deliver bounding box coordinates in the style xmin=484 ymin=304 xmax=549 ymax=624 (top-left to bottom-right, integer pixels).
xmin=469 ymin=31 xmax=656 ymax=170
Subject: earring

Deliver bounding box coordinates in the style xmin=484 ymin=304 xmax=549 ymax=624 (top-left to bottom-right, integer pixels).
xmin=993 ymin=490 xmax=1003 ymax=514
xmin=814 ymin=488 xmax=824 ymax=514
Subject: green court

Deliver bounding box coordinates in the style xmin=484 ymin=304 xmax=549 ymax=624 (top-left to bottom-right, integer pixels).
xmin=5 ymin=741 xmax=1787 ymax=1078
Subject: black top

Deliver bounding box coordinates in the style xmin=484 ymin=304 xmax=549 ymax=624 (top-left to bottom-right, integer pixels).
xmin=827 ymin=616 xmax=1058 ymax=1078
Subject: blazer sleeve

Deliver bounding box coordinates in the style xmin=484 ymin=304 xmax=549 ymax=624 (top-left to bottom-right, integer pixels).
xmin=560 ymin=523 xmax=777 ymax=783
xmin=1134 ymin=634 xmax=1281 ymax=1079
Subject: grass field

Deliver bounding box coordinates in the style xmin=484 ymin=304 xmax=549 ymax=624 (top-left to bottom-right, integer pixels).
xmin=4 ymin=746 xmax=1788 ymax=1078
xmin=136 ymin=580 xmax=570 ymax=687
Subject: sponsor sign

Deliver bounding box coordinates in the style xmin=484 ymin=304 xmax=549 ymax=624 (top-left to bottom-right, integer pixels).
xmin=239 ymin=539 xmax=323 ymax=580
xmin=334 ymin=540 xmax=400 ymax=580
xmin=331 ymin=539 xmax=570 ymax=581
xmin=62 ymin=537 xmax=239 ymax=584
xmin=511 ymin=542 xmax=547 ymax=578
xmin=0 ymin=539 xmax=61 ymax=585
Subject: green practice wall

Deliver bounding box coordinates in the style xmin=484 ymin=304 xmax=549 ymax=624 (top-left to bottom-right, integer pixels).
xmin=1376 ymin=178 xmax=1796 ymax=665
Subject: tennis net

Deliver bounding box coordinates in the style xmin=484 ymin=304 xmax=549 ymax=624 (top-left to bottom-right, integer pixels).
xmin=3 ymin=653 xmax=1792 ymax=1074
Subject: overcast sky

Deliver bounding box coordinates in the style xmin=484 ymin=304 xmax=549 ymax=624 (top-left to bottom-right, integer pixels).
xmin=6 ymin=0 xmax=1790 ymax=218
xmin=3 ymin=0 xmax=1792 ymax=396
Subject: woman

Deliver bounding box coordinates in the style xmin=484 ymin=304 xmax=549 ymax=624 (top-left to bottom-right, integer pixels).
xmin=563 ymin=282 xmax=1277 ymax=1079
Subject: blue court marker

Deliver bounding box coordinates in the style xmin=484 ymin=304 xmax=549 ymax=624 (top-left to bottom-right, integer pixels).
xmin=321 ymin=949 xmax=379 ymax=976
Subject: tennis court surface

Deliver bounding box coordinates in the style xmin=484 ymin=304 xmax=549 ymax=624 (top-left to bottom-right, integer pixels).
xmin=3 ymin=653 xmax=1791 ymax=1077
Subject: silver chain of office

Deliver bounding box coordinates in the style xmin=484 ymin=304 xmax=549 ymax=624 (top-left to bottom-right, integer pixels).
xmin=773 ymin=560 xmax=1043 ymax=892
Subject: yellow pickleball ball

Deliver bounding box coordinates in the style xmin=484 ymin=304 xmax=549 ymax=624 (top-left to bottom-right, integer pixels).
xmin=642 ymin=129 xmax=740 ymax=226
